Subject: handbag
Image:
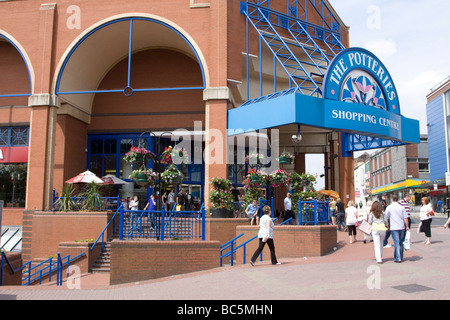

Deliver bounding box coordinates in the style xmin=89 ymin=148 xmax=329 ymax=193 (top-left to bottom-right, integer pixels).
xmin=358 ymin=220 xmax=372 ymax=235
xmin=417 ymin=222 xmax=423 ymax=233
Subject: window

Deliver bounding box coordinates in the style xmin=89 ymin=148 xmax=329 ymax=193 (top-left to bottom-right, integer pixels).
xmin=0 ymin=127 xmax=29 ymax=147
xmin=0 ymin=163 xmax=27 ymax=208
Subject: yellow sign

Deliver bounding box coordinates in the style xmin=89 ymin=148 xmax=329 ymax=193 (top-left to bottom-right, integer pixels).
xmin=371 ymin=179 xmax=429 ymax=195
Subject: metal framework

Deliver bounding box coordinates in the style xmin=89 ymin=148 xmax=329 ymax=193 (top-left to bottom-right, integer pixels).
xmin=240 ymin=0 xmax=404 ymax=154
xmin=241 ymin=0 xmax=344 ymax=105
xmin=56 ymin=17 xmax=206 ymax=96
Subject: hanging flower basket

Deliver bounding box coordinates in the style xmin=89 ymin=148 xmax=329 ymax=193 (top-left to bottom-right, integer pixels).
xmin=279 ymin=152 xmax=295 ymax=165
xmin=129 ymin=168 xmax=158 ymax=186
xmin=269 ymin=169 xmax=290 ymax=187
xmin=245 ymin=152 xmax=265 ymax=165
xmin=161 ymin=146 xmax=189 ymax=165
xmin=124 ymin=147 xmax=155 ymax=164
xmin=160 ymin=164 xmax=183 ymax=185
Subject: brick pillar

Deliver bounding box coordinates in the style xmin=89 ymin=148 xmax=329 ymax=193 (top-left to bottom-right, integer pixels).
xmin=26 ymin=95 xmax=60 ymax=210
xmin=203 ymin=87 xmax=229 ymax=208
xmin=24 ymin=3 xmax=60 ymax=210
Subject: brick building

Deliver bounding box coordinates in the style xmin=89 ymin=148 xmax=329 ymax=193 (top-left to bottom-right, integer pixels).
xmin=0 ymin=0 xmax=419 ymax=219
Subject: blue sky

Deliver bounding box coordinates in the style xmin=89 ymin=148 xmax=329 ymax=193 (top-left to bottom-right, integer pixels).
xmin=307 ymin=0 xmax=450 ymax=190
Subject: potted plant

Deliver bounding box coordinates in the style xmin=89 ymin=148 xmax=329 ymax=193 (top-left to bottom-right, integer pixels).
xmin=54 ymin=183 xmax=78 ymax=212
xmin=245 ymin=152 xmax=265 ymax=165
xmin=208 ymin=177 xmax=234 ymax=218
xmin=269 ymin=169 xmax=290 ymax=187
xmin=129 ymin=168 xmax=158 ymax=186
xmin=123 ymin=147 xmax=155 ymax=163
xmin=160 ymin=164 xmax=183 ymax=186
xmin=80 ymin=181 xmax=105 ymax=211
xmin=279 ymin=151 xmax=295 ymax=164
xmin=247 ymin=168 xmax=262 ymax=184
xmin=161 ymin=146 xmax=189 ymax=165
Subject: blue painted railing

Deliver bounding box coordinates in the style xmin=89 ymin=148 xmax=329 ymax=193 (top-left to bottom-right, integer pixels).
xmin=220 ymin=217 xmax=292 ymax=267
xmin=1 ymin=250 xmax=85 ymax=286
xmin=119 ymin=204 xmax=206 ymax=241
xmin=298 ymin=198 xmax=329 ymax=225
xmin=90 ymin=204 xmax=122 ymax=252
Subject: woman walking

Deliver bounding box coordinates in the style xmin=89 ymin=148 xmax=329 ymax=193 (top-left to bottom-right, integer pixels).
xmin=336 ymin=198 xmax=346 ymax=231
xmin=368 ymin=201 xmax=388 ymax=264
xmin=419 ymin=196 xmax=434 ymax=245
xmin=249 ymin=205 xmax=280 ymax=266
xmin=345 ymin=201 xmax=358 ymax=243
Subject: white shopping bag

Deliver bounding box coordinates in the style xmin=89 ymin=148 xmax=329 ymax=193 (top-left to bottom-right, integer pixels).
xmin=404 ymin=230 xmax=411 ymax=250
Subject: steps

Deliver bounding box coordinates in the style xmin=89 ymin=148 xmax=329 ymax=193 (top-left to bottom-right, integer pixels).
xmin=91 ymin=242 xmax=111 ymax=273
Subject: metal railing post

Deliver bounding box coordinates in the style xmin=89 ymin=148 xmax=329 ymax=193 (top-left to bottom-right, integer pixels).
xmin=314 ymin=198 xmax=318 ymax=225
xmin=201 ymin=206 xmax=206 ymax=241
xmin=119 ymin=205 xmax=124 ymax=240
xmin=160 ymin=207 xmax=165 ymax=241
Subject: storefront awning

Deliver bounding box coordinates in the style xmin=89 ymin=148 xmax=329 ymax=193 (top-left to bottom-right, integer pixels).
xmin=228 ymin=92 xmax=420 ymax=145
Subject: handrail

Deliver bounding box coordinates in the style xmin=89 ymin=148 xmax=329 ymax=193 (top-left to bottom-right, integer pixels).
xmin=1 ymin=249 xmax=85 ymax=286
xmin=0 ymin=249 xmax=26 ymax=286
xmin=90 ymin=204 xmax=123 ymax=252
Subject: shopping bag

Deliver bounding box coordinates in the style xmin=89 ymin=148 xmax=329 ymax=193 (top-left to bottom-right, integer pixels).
xmin=417 ymin=222 xmax=422 ymax=233
xmin=404 ymin=230 xmax=411 ymax=250
xmin=176 ymin=205 xmax=182 ymax=211
xmin=358 ymin=220 xmax=372 ymax=235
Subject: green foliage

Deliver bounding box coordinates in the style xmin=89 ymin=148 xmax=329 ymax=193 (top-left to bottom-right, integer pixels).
xmin=80 ymin=182 xmax=105 ymax=211
xmin=54 ymin=183 xmax=78 ymax=212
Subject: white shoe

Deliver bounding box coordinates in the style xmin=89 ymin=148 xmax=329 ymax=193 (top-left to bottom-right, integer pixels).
xmin=383 ymin=244 xmax=392 ymax=248
xmin=249 ymin=261 xmax=255 ymax=267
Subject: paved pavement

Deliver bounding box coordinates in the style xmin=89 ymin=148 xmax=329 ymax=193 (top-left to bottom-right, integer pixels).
xmin=1 ymin=213 xmax=449 ymax=301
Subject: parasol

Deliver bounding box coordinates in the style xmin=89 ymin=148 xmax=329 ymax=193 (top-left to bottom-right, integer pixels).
xmin=101 ymin=174 xmax=128 ymax=185
xmin=66 ymin=170 xmax=104 ymax=184
xmin=318 ymin=189 xmax=340 ymax=199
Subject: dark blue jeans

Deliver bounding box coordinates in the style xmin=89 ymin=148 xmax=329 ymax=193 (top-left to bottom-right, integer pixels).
xmin=391 ymin=229 xmax=406 ymax=262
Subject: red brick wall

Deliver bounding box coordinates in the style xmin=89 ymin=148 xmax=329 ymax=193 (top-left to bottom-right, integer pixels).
xmin=28 ymin=211 xmax=114 ymax=260
xmin=234 ymin=225 xmax=337 ymax=264
xmin=0 ymin=252 xmax=23 ymax=286
xmin=110 ymin=240 xmax=220 ymax=285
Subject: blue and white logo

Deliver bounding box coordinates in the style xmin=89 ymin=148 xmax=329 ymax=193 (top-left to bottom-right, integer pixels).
xmin=323 ymin=48 xmax=400 ymax=115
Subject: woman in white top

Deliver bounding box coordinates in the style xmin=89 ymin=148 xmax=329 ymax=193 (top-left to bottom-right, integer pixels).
xmin=345 ymin=200 xmax=358 ymax=243
xmin=249 ymin=205 xmax=280 ymax=266
xmin=419 ymin=196 xmax=434 ymax=245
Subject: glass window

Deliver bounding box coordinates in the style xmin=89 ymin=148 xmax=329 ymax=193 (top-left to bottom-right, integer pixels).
xmin=0 ymin=164 xmax=27 ymax=208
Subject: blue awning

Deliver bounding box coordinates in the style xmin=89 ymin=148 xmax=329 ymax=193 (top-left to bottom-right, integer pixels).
xmin=228 ymin=93 xmax=420 ymax=145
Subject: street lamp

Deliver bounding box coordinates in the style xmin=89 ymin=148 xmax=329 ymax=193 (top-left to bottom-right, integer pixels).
xmin=138 ymin=131 xmax=180 ymax=210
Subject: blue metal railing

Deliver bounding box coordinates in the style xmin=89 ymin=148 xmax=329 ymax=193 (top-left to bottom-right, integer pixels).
xmin=298 ymin=198 xmax=329 ymax=225
xmin=1 ymin=250 xmax=85 ymax=286
xmin=220 ymin=217 xmax=292 ymax=267
xmin=119 ymin=204 xmax=206 ymax=241
xmin=90 ymin=204 xmax=122 ymax=252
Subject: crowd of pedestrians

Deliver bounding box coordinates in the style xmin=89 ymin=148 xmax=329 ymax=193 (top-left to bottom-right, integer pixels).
xmin=329 ymin=193 xmax=445 ymax=264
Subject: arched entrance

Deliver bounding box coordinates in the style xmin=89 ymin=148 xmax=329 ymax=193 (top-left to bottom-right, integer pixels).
xmin=53 ymin=16 xmax=208 ymax=207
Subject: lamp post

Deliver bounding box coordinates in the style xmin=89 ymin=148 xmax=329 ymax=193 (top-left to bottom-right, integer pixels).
xmin=137 ymin=131 xmax=180 ymax=210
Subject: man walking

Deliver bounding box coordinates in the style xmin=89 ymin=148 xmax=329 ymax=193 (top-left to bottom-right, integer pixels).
xmin=399 ymin=194 xmax=412 ymax=229
xmin=385 ymin=194 xmax=409 ymax=263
